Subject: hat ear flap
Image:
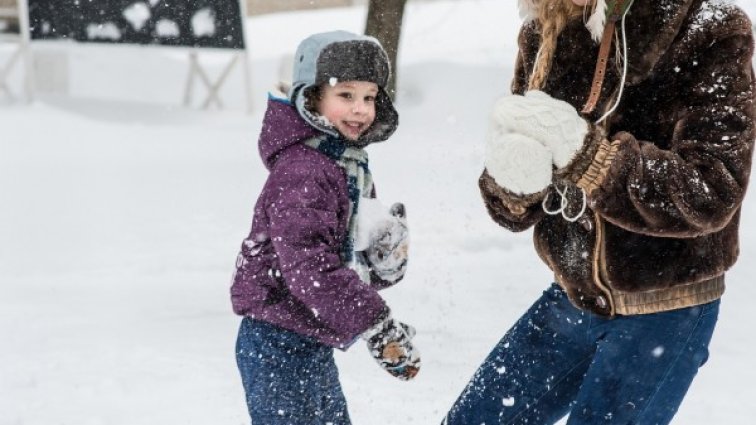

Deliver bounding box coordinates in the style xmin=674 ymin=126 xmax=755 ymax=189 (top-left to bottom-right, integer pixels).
xmin=354 ymin=88 xmax=398 ymax=146
xmin=586 ymin=0 xmax=609 ymax=42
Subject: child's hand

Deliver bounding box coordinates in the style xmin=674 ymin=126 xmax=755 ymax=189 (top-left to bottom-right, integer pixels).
xmin=361 ymin=315 xmax=421 ymax=380
xmin=356 ymin=200 xmax=409 ymax=283
xmin=365 ymin=202 xmax=409 ymax=283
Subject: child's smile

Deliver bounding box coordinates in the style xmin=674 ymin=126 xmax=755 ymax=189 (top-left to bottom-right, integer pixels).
xmin=340 ymin=119 xmax=370 ymax=139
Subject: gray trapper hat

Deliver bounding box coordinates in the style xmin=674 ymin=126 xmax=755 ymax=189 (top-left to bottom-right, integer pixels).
xmin=288 ymin=30 xmax=399 ymax=147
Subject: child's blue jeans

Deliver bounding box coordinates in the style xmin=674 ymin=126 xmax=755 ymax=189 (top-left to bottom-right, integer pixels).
xmin=444 ymin=283 xmax=719 ymax=425
xmin=235 ymin=317 xmax=351 ymax=424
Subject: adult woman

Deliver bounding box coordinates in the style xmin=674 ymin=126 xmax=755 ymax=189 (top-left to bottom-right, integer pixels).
xmin=444 ymin=0 xmax=754 ymax=423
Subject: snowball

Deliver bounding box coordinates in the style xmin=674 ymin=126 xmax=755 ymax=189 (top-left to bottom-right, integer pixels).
xmin=86 ymin=23 xmax=121 ymax=41
xmin=156 ymin=19 xmax=180 ymax=38
xmin=354 ymin=198 xmax=400 ymax=252
xmin=192 ymin=8 xmax=216 ymax=37
xmin=122 ymin=2 xmax=151 ymax=32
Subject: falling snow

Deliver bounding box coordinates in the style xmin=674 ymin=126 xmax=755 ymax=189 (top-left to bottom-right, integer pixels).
xmin=652 ymin=346 xmax=665 ymax=358
xmin=2 ymin=1 xmax=756 ymax=425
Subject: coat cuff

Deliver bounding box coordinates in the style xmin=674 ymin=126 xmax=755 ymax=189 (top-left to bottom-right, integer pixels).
xmin=360 ymin=307 xmax=392 ymax=340
xmin=554 ymin=125 xmax=614 ymax=193
xmin=574 ymin=139 xmax=622 ymax=194
xmin=480 ymin=169 xmax=547 ymax=216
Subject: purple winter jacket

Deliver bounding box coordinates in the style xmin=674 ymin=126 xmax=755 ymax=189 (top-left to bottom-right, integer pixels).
xmin=230 ymin=97 xmax=388 ymax=349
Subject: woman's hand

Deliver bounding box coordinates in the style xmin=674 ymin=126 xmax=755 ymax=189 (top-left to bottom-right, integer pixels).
xmin=493 ymin=90 xmax=589 ymax=170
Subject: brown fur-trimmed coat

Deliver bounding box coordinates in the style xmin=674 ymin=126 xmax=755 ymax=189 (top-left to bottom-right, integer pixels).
xmin=481 ymin=0 xmax=755 ymax=315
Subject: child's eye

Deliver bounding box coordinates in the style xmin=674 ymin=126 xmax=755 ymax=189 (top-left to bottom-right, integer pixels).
xmin=338 ymin=92 xmax=353 ymax=100
xmin=365 ymin=96 xmax=376 ymax=102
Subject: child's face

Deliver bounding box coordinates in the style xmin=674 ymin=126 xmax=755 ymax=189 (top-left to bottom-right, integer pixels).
xmin=316 ymin=81 xmax=378 ymax=141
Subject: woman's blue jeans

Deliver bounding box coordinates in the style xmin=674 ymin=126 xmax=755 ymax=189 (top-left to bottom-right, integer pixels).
xmin=444 ymin=283 xmax=719 ymax=425
xmin=235 ymin=317 xmax=351 ymax=424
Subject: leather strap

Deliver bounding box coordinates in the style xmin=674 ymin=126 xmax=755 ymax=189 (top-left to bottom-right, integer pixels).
xmin=581 ymin=21 xmax=616 ymax=114
xmin=581 ymin=0 xmax=628 ymax=114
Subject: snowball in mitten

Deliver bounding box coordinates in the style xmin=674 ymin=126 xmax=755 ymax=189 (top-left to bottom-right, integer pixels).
xmin=361 ymin=316 xmax=420 ymax=381
xmin=356 ymin=199 xmax=409 ymax=283
xmin=494 ymin=91 xmax=589 ymax=169
xmin=485 ymin=95 xmax=554 ymax=195
xmin=484 ymin=130 xmax=552 ymax=195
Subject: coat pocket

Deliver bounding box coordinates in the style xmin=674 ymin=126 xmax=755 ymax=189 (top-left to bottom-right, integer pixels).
xmin=230 ymin=232 xmax=288 ymax=314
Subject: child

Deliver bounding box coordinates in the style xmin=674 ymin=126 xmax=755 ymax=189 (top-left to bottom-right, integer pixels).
xmin=230 ymin=30 xmax=420 ymax=424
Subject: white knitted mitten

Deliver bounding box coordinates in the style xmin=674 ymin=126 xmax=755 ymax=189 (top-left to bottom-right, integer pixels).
xmin=495 ymin=91 xmax=589 ymax=169
xmin=485 ymin=96 xmax=553 ymax=195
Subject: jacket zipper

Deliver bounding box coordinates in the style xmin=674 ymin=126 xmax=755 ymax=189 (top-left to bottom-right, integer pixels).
xmin=592 ymin=212 xmax=616 ymax=315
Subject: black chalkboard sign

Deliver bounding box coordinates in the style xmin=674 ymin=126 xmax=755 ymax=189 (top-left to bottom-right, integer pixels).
xmin=28 ymin=0 xmax=245 ymax=49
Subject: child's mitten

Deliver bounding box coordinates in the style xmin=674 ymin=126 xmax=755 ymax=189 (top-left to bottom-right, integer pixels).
xmin=361 ymin=315 xmax=420 ymax=380
xmin=366 ymin=202 xmax=408 ymax=282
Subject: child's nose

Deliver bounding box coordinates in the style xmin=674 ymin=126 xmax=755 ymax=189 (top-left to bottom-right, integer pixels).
xmin=352 ymin=101 xmax=368 ymax=114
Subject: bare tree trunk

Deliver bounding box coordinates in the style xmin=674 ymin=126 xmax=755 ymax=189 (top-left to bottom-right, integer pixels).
xmin=364 ymin=0 xmax=407 ymax=100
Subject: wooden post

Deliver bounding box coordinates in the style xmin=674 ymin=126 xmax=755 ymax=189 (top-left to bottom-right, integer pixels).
xmin=365 ymin=0 xmax=407 ymax=100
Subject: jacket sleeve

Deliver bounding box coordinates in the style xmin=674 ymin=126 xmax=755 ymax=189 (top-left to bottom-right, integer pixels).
xmin=369 ymin=269 xmax=401 ymax=290
xmin=479 ymin=170 xmax=546 ymax=232
xmin=267 ymin=161 xmax=387 ymax=342
xmin=581 ymin=27 xmax=755 ymax=237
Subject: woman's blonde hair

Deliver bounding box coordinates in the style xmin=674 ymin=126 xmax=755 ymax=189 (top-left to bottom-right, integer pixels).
xmin=528 ymin=0 xmax=595 ymax=90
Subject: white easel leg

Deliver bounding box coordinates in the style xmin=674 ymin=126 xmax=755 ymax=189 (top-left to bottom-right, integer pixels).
xmin=183 ymin=50 xmax=198 ymax=107
xmin=200 ymin=54 xmax=238 ymax=109
xmin=0 ymin=47 xmax=23 ymax=100
xmin=241 ymin=51 xmax=253 ymax=114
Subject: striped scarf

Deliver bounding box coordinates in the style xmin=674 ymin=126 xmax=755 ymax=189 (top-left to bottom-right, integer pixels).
xmin=304 ymin=135 xmax=373 ymax=283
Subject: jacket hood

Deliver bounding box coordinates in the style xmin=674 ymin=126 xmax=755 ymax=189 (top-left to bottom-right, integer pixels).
xmin=258 ymin=96 xmax=320 ymax=170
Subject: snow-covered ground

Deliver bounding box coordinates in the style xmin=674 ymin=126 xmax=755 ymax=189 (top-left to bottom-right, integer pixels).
xmin=2 ymin=1 xmax=756 ymax=424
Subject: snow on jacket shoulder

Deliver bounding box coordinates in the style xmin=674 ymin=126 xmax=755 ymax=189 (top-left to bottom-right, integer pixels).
xmin=231 ymin=97 xmax=386 ymax=349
